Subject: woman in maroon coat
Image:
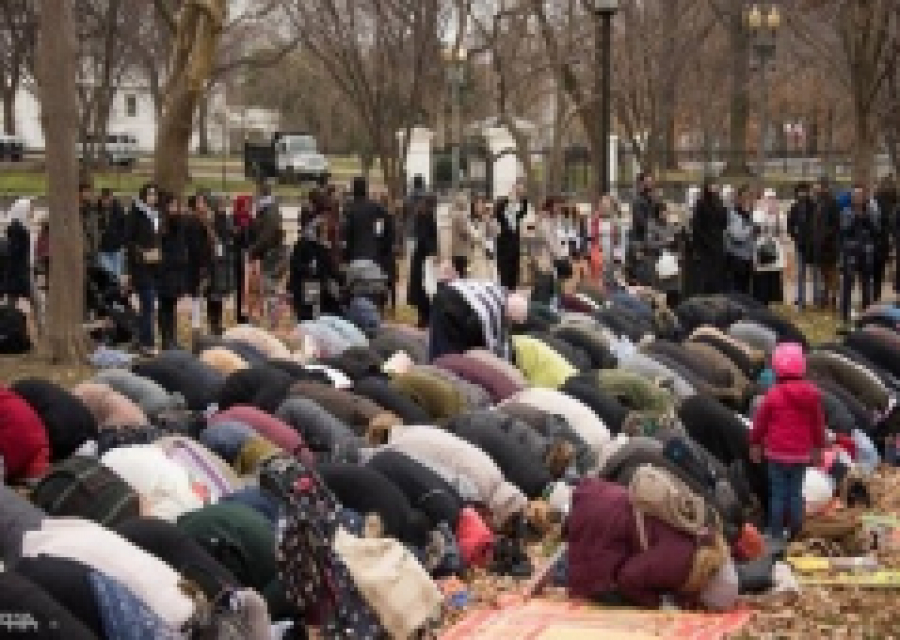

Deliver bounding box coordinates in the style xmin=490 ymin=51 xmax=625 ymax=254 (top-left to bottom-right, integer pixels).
xmin=568 ymin=478 xmax=696 ymax=607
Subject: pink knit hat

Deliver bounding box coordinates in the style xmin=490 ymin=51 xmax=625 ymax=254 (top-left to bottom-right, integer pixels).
xmin=772 ymin=342 xmax=806 ymax=379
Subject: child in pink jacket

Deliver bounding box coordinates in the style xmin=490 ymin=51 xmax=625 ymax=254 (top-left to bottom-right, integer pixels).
xmin=750 ymin=343 xmax=826 ymax=540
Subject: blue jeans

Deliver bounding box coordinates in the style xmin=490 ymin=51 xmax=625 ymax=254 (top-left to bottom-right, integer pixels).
xmin=767 ymin=461 xmax=806 ymax=539
xmin=97 ymin=250 xmax=124 ymax=279
xmin=136 ymin=285 xmax=157 ymax=348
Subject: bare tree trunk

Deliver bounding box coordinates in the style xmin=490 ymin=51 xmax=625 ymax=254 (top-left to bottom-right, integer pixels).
xmin=197 ymin=87 xmax=211 ymax=156
xmin=1 ymin=89 xmax=15 ymax=135
xmin=37 ymin=0 xmax=88 ymax=363
xmin=853 ymin=104 xmax=876 ymax=185
xmin=153 ymin=0 xmax=226 ymax=194
xmin=724 ymin=8 xmax=751 ymax=176
xmin=659 ymin=0 xmax=679 ymax=171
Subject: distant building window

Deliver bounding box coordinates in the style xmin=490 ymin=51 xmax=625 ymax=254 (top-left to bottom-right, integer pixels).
xmin=125 ymin=94 xmax=137 ymax=118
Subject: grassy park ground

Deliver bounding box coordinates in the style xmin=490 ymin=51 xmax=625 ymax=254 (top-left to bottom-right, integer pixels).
xmin=0 ymin=154 xmax=376 ymax=200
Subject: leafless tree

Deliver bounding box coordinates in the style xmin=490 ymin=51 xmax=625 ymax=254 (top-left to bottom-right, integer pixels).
xmin=152 ymin=0 xmax=227 ymax=194
xmin=0 ymin=1 xmax=37 ymax=136
xmin=281 ymin=0 xmax=445 ymax=199
xmin=37 ymin=0 xmax=88 ymax=362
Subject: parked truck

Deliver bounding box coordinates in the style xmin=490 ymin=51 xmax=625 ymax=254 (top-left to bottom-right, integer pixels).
xmin=0 ymin=134 xmax=25 ymax=162
xmin=243 ymin=132 xmax=329 ymax=184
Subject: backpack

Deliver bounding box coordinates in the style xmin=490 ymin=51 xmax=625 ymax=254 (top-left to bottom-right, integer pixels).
xmin=30 ymin=455 xmax=140 ymax=527
xmin=628 ymin=464 xmax=714 ymax=551
xmin=0 ymin=305 xmax=30 ymax=354
xmin=259 ymin=455 xmax=386 ymax=639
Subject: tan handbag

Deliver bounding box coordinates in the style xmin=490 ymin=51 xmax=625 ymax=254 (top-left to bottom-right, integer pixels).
xmin=333 ymin=527 xmax=442 ymax=639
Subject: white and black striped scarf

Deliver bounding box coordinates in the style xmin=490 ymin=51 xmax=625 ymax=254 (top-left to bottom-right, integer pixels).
xmin=449 ymin=280 xmax=509 ymax=359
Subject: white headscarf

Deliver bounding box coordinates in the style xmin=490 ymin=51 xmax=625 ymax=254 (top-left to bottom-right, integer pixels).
xmin=6 ymin=197 xmax=32 ymax=224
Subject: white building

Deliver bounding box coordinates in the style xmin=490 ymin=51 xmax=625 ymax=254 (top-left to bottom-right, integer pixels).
xmin=1 ymin=76 xmax=247 ymax=155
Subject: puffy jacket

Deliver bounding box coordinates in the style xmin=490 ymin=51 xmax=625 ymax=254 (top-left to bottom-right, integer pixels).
xmin=560 ymin=376 xmax=629 ymax=436
xmin=275 ymin=398 xmax=363 ymax=462
xmin=511 ymin=335 xmax=577 ymax=389
xmin=444 ymin=410 xmax=554 ymax=498
xmin=502 ymin=388 xmax=610 ymax=457
xmin=218 ymin=366 xmax=296 ymax=414
xmin=724 ymin=207 xmax=756 ymax=261
xmin=846 ymin=326 xmax=900 ymax=383
xmin=499 ymin=402 xmax=596 ymax=474
xmin=568 ymin=479 xmax=696 ymax=606
xmin=465 ymin=349 xmax=529 ymax=388
xmin=132 ymin=351 xmax=224 ymax=412
xmin=72 ymin=382 xmax=149 ymax=428
xmin=618 ymin=351 xmax=696 ymax=401
xmin=318 ymin=463 xmax=430 ymax=548
xmin=11 ymin=379 xmax=98 ymax=461
xmin=689 ymin=327 xmax=764 ymax=377
xmin=367 ymin=450 xmax=464 ymax=528
xmin=0 ymin=387 xmax=50 ymax=483
xmin=750 ymin=379 xmax=827 ymax=464
xmin=806 ymin=350 xmax=888 ymax=411
xmin=208 ymin=405 xmax=310 ymax=459
xmin=595 ymin=370 xmax=675 ymax=419
xmin=550 ymin=326 xmax=618 ymax=370
xmin=385 ymin=426 xmax=527 ymax=529
xmin=290 ymin=381 xmax=397 ymax=434
xmin=433 ymin=353 xmax=522 ymax=403
xmin=413 ymin=365 xmax=492 ymax=409
xmin=353 ymin=377 xmax=431 ymax=425
xmin=93 ymin=369 xmax=185 ymax=417
xmin=390 ymin=370 xmax=466 ymax=423
xmin=222 ymin=326 xmax=292 ymax=360
xmin=370 ymin=326 xmax=429 ymax=364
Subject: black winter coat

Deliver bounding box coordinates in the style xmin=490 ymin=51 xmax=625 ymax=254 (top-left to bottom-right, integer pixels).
xmin=317 ymin=462 xmax=431 ymax=548
xmin=11 ymin=378 xmax=98 ymax=461
xmin=407 ymin=200 xmax=438 ymax=313
xmin=275 ymin=397 xmax=363 ymax=461
xmin=810 ymin=194 xmax=841 ymax=266
xmin=157 ymin=220 xmax=189 ymax=298
xmin=367 ymin=450 xmax=464 ymax=528
xmin=287 ymin=237 xmax=338 ymax=320
xmin=353 ymin=377 xmax=431 ymax=425
xmin=132 ymin=350 xmax=224 ymax=412
xmin=98 ymin=200 xmax=128 ymax=253
xmin=125 ymin=202 xmax=162 ymax=290
xmin=787 ymin=197 xmax=815 ymax=257
xmin=551 ymin=326 xmax=618 ymax=369
xmin=342 ymin=197 xmax=394 ymax=272
xmin=217 ymin=366 xmax=296 ymax=414
xmin=498 ymin=402 xmax=597 ymax=473
xmin=2 ymin=220 xmax=31 ymax=298
xmin=444 ymin=409 xmax=553 ymax=499
xmin=559 ymin=377 xmax=629 ymax=435
xmin=184 ymin=216 xmax=213 ymax=295
xmin=691 ymin=195 xmax=728 ymax=282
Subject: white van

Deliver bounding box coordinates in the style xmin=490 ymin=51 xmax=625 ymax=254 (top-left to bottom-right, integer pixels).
xmin=78 ymin=133 xmax=139 ymax=167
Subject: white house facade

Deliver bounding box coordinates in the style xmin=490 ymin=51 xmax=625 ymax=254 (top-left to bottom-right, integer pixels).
xmin=2 ymin=78 xmax=238 ymax=155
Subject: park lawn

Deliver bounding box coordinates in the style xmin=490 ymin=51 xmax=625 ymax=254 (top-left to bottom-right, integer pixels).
xmin=0 ymin=170 xmax=313 ymax=199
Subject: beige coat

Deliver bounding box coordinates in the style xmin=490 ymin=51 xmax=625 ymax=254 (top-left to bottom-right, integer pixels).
xmin=72 ymin=382 xmax=149 ymax=428
xmin=450 ymin=207 xmax=473 ymax=261
xmin=468 ymin=217 xmax=498 ymax=281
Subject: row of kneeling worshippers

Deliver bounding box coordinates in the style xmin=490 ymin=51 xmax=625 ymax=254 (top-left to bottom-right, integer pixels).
xmin=0 ymin=285 xmax=896 ymax=638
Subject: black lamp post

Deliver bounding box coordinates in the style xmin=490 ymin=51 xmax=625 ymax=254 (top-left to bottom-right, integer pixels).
xmin=588 ymin=0 xmax=618 ymax=199
xmin=747 ymin=3 xmax=781 ymax=187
